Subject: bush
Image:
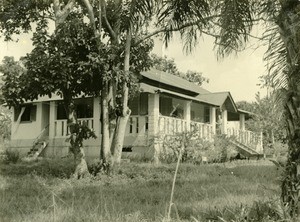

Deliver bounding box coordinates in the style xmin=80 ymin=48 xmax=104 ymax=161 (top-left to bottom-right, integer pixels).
xmin=158 ymin=132 xmax=213 ymax=164
xmin=159 ymin=133 xmax=238 ymax=164
xmin=2 ymin=149 xmax=20 ymax=164
xmin=205 ymin=134 xmax=238 ymax=163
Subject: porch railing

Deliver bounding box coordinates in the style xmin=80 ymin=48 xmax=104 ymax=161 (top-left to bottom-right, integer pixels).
xmin=126 ymin=115 xmax=149 ymax=135
xmin=158 ymin=116 xmax=213 ymax=140
xmin=158 ymin=116 xmax=188 ymax=135
xmin=54 ymin=118 xmax=94 ymax=137
xmin=190 ymin=121 xmax=214 ymax=140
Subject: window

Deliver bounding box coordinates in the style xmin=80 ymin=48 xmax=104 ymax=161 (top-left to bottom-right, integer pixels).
xmin=159 ymin=96 xmax=172 ymax=116
xmin=76 ymin=98 xmax=93 ymax=118
xmin=14 ymin=105 xmax=37 ymax=122
xmin=128 ymin=93 xmax=148 ymax=115
xmin=57 ymin=102 xmax=67 ymax=120
xmin=56 ymin=98 xmax=93 ymax=120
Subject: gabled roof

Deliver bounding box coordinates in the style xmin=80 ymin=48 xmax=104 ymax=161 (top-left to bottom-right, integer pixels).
xmin=141 ymin=68 xmax=210 ymax=96
xmin=196 ymin=92 xmax=238 ymax=112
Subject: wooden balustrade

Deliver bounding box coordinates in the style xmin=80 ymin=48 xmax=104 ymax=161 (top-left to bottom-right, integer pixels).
xmin=190 ymin=121 xmax=214 ymax=140
xmin=54 ymin=118 xmax=94 ymax=137
xmin=126 ymin=115 xmax=149 ymax=135
xmin=158 ymin=116 xmax=188 ymax=135
xmin=158 ymin=116 xmax=213 ymax=139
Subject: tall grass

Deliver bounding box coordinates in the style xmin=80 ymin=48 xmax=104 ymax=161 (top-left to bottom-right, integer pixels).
xmin=0 ymin=159 xmax=283 ymax=221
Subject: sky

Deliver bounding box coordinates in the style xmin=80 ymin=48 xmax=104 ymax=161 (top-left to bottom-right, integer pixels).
xmin=0 ymin=31 xmax=267 ymax=102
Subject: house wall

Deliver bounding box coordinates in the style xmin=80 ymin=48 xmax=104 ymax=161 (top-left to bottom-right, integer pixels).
xmin=11 ymin=103 xmax=43 ymax=140
xmin=10 ymin=103 xmax=45 ymax=155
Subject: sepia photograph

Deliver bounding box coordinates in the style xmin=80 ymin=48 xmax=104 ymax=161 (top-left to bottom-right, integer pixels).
xmin=0 ymin=0 xmax=297 ymax=221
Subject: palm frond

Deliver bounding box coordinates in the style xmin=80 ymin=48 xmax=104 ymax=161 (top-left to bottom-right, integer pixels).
xmin=214 ymin=0 xmax=255 ymax=58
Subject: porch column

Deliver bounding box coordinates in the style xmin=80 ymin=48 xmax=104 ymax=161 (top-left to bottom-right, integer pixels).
xmin=221 ymin=109 xmax=228 ymax=134
xmin=183 ymin=100 xmax=191 ymax=131
xmin=210 ymin=107 xmax=216 ymax=134
xmin=239 ymin=113 xmax=245 ymax=131
xmin=93 ymin=97 xmax=101 ymax=136
xmin=36 ymin=103 xmax=43 ymax=130
xmin=49 ymin=101 xmax=56 ymax=138
xmin=148 ymin=94 xmax=160 ymax=136
xmin=148 ymin=93 xmax=160 ymax=163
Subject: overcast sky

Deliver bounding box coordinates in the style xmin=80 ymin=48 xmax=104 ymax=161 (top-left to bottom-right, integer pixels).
xmin=0 ymin=31 xmax=267 ymax=102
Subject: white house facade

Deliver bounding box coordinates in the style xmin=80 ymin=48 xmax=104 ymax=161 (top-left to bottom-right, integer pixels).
xmin=9 ymin=69 xmax=263 ymax=159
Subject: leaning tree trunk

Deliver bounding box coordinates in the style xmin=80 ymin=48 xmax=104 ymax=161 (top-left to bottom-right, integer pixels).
xmin=277 ymin=2 xmax=300 ymax=217
xmin=65 ymin=99 xmax=89 ymax=179
xmin=112 ymin=28 xmax=132 ymax=165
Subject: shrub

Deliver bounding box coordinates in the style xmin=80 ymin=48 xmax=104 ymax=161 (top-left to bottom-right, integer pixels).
xmin=2 ymin=149 xmax=20 ymax=164
xmin=205 ymin=134 xmax=238 ymax=163
xmin=159 ymin=132 xmax=214 ymax=164
xmin=159 ymin=133 xmax=238 ymax=164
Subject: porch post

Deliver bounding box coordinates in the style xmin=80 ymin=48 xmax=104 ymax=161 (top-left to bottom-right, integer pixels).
xmin=210 ymin=107 xmax=216 ymax=134
xmin=49 ymin=101 xmax=56 ymax=138
xmin=148 ymin=93 xmax=160 ymax=163
xmin=221 ymin=109 xmax=228 ymax=134
xmin=183 ymin=100 xmax=191 ymax=131
xmin=93 ymin=97 xmax=101 ymax=136
xmin=239 ymin=113 xmax=245 ymax=131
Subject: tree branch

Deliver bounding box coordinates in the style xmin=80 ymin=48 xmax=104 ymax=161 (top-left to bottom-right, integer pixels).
xmin=102 ymin=0 xmax=117 ymax=41
xmin=82 ymin=0 xmax=97 ymax=35
xmin=53 ymin=0 xmax=75 ymax=27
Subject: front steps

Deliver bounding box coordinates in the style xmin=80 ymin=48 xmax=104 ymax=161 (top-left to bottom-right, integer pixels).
xmin=229 ymin=140 xmax=263 ymax=159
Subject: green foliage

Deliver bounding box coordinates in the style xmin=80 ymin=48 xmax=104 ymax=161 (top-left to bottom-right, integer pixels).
xmin=159 ymin=132 xmax=237 ymax=164
xmin=0 ymin=0 xmax=51 ymax=41
xmin=0 ymin=105 xmax=11 ymax=141
xmin=2 ymin=149 xmax=20 ymax=164
xmin=24 ymin=13 xmax=100 ymax=101
xmin=66 ymin=123 xmax=97 ymax=155
xmin=0 ymin=57 xmax=27 ymax=107
xmin=236 ymin=92 xmax=286 ymax=147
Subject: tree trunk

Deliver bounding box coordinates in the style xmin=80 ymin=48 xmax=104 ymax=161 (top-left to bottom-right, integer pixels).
xmin=281 ymin=95 xmax=300 ymax=216
xmin=100 ymin=82 xmax=112 ymax=167
xmin=112 ymin=28 xmax=132 ymax=165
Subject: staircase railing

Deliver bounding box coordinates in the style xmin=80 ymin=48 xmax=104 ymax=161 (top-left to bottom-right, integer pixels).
xmin=227 ymin=128 xmax=263 ymax=154
xmin=32 ymin=124 xmax=49 ymax=146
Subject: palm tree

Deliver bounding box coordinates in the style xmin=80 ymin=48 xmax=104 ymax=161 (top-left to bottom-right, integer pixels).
xmin=212 ymin=0 xmax=300 ymax=216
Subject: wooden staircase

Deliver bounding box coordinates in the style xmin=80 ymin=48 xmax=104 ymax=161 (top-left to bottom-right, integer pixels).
xmin=23 ymin=125 xmax=49 ymax=162
xmin=229 ymin=139 xmax=262 ymax=159
xmin=27 ymin=140 xmax=48 ymax=159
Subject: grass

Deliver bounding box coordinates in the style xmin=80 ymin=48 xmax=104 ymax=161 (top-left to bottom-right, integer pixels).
xmin=0 ymin=158 xmax=283 ymax=222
